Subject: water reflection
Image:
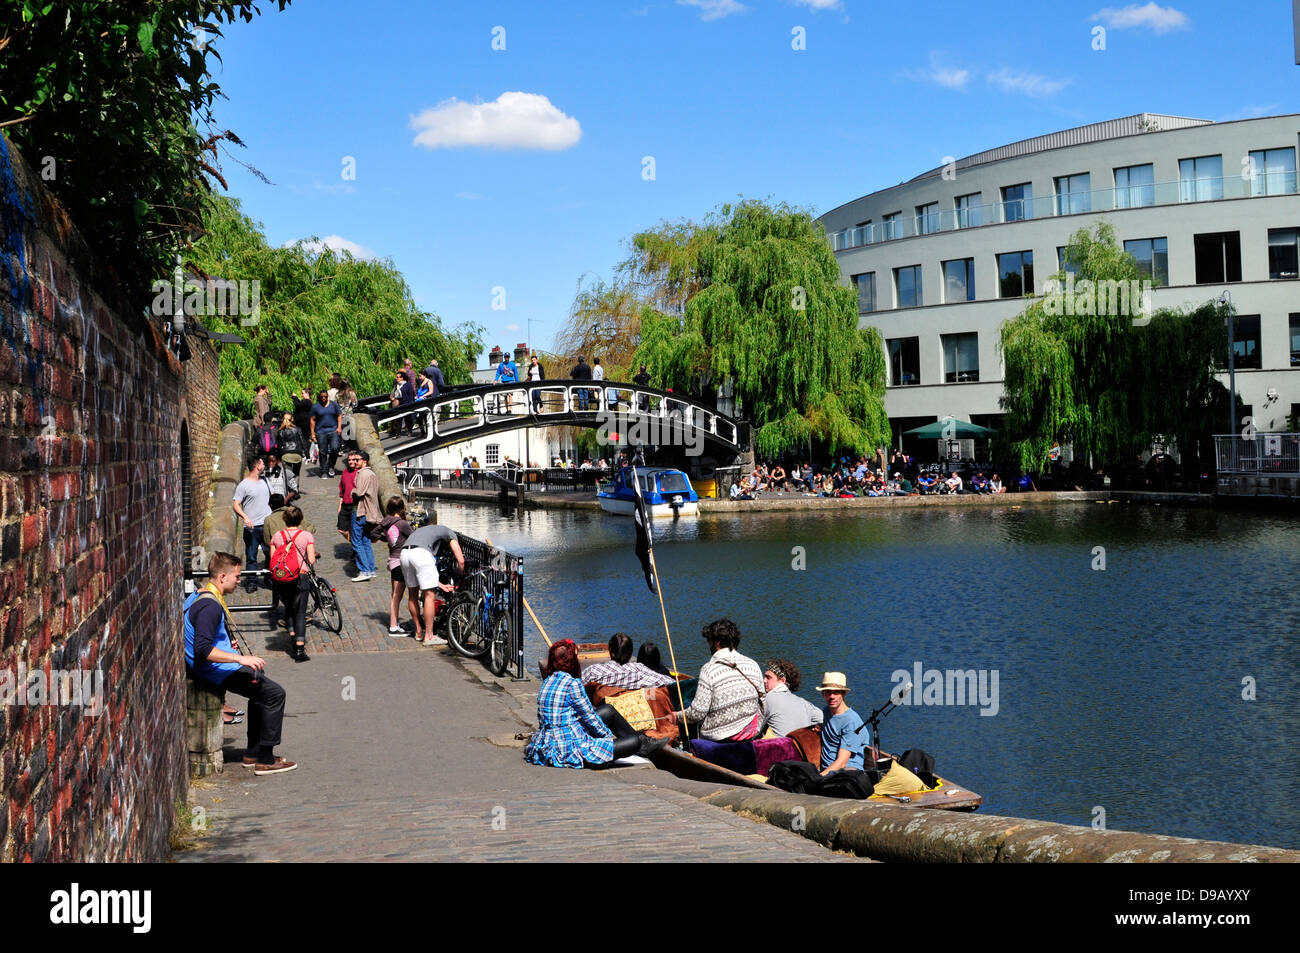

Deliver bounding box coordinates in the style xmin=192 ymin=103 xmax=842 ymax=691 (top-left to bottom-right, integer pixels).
xmin=431 ymin=498 xmax=1300 ymax=849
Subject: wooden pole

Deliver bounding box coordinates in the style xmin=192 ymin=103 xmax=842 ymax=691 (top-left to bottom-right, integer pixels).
xmin=648 ymin=546 xmax=690 ymax=753
xmin=523 ymin=596 xmax=552 ymax=647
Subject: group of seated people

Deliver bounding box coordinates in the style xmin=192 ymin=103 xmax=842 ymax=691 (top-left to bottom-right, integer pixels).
xmin=524 ymin=619 xmax=926 ymax=795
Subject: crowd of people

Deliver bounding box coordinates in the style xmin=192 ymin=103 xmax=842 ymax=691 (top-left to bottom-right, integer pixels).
xmin=730 ymin=450 xmax=1024 ymax=500
xmin=524 ymin=617 xmax=925 ymax=794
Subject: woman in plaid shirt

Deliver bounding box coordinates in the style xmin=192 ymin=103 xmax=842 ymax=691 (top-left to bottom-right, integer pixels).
xmin=525 ymin=641 xmax=669 ymax=769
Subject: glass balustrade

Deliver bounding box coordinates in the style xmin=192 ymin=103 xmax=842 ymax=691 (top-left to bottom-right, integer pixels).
xmin=833 ymin=174 xmax=1297 ymax=251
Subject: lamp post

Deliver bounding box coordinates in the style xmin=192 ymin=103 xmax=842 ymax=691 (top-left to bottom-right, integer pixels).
xmin=1221 ymin=290 xmax=1236 ymax=438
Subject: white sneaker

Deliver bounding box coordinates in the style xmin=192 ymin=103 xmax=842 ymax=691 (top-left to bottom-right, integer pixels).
xmin=352 ymin=573 xmax=373 ymax=582
xmin=387 ymin=625 xmax=407 ymax=636
xmin=425 ymin=636 xmax=448 ymax=646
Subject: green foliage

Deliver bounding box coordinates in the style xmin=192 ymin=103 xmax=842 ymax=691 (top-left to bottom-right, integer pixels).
xmin=188 ymin=196 xmax=483 ymax=423
xmin=0 ymin=2 xmax=290 ymax=298
xmin=1000 ymin=223 xmax=1227 ymax=469
xmin=619 ymin=199 xmax=889 ymax=457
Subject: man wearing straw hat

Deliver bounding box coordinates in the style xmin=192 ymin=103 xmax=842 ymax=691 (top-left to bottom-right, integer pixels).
xmin=816 ymin=672 xmax=870 ymax=777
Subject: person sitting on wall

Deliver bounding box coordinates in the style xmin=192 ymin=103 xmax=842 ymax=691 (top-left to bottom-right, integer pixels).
xmin=184 ymin=552 xmax=298 ymax=775
xmin=990 ymin=473 xmax=1006 ymax=494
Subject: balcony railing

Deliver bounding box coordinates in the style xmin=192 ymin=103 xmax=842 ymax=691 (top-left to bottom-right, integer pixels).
xmin=1215 ymin=433 xmax=1300 ymax=474
xmin=831 ymin=172 xmax=1300 ymax=251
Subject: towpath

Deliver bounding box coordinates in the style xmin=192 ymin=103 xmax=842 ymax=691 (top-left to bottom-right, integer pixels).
xmin=180 ymin=466 xmax=856 ymax=862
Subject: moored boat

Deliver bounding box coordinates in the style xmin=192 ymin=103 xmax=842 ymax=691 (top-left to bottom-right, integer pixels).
xmin=597 ymin=466 xmax=700 ymax=517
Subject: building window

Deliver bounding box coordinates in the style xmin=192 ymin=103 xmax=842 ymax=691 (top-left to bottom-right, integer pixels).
xmin=1114 ymin=163 xmax=1155 ymax=208
xmin=955 ymin=193 xmax=983 ymax=228
xmin=1124 ymin=237 xmax=1169 ymax=286
xmin=888 ymin=337 xmax=921 ymax=386
xmin=916 ymin=202 xmax=939 ymax=235
xmin=1231 ymin=315 xmax=1261 ymax=370
xmin=941 ymin=332 xmax=980 ymax=383
xmin=1179 ymin=155 xmax=1223 ymax=202
xmin=1055 ymin=173 xmax=1091 ymax=215
xmin=852 ymin=272 xmax=876 ymax=313
xmin=851 ymin=221 xmax=871 ymax=247
xmin=1249 ymin=148 xmax=1297 ymax=196
xmin=1193 ymin=231 xmax=1242 ymax=284
xmin=1057 ymin=246 xmax=1080 ymax=277
xmin=882 ymin=211 xmax=902 ymax=240
xmin=1290 ymin=314 xmax=1300 ymax=366
xmin=894 ymin=265 xmax=922 ymax=308
xmin=485 ymin=443 xmax=500 ymax=466
xmin=943 ymin=258 xmax=975 ymax=302
xmin=997 ymin=250 xmax=1034 ymax=298
xmin=830 ymin=230 xmax=845 ymax=251
xmin=1268 ymin=228 xmax=1299 ymax=279
xmin=1001 ymin=182 xmax=1032 ymax=222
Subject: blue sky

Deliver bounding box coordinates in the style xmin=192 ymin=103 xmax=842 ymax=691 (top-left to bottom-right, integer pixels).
xmin=213 ymin=1 xmax=1298 ymax=362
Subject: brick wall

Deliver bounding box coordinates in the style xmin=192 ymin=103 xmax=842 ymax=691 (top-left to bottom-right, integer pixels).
xmin=0 ymin=135 xmax=219 ymax=861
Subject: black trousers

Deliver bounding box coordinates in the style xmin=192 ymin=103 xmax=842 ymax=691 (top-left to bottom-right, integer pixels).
xmin=218 ymin=667 xmax=286 ymax=753
xmin=273 ymin=576 xmax=309 ymax=646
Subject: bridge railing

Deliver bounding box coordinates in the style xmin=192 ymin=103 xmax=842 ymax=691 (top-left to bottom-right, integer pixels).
xmin=363 ymin=380 xmax=740 ymax=452
xmin=396 ymin=464 xmax=607 ymax=494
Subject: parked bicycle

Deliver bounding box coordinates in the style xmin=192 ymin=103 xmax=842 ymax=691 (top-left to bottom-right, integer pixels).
xmin=444 ymin=566 xmax=515 ymax=676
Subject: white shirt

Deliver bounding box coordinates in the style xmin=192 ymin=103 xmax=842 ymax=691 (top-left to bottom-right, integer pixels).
xmin=592 ymin=365 xmax=604 ymax=381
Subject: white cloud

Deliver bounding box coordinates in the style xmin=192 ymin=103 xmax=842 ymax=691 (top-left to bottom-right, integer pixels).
xmin=791 ymin=0 xmax=842 ymax=9
xmin=1217 ymin=103 xmax=1279 ymax=122
xmin=285 ymin=235 xmax=377 ymax=260
xmin=1090 ymin=3 xmax=1189 ymax=33
xmin=902 ymin=51 xmax=970 ymax=90
xmin=986 ymin=68 xmax=1069 ymax=97
xmin=677 ymin=0 xmax=747 ymax=20
xmin=505 ymin=323 xmax=521 ymax=333
xmin=410 ymin=92 xmax=581 ymax=151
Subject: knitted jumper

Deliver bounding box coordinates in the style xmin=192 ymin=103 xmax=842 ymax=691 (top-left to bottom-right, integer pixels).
xmin=683 ymin=648 xmax=765 ymax=740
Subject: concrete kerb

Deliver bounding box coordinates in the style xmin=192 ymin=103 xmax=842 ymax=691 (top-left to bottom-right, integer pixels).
xmin=692 ymin=787 xmax=1300 ymax=863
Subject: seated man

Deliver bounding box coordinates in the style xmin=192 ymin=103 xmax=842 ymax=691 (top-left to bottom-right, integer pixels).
xmin=916 ymin=472 xmax=936 ymax=495
xmin=816 ymin=672 xmax=868 ymax=776
xmin=944 ymin=471 xmax=964 ymax=494
xmin=674 ymin=618 xmax=765 ymax=742
xmin=582 ymin=632 xmax=675 ymax=691
xmin=761 ymin=659 xmax=823 ymax=737
xmin=971 ymin=472 xmax=989 ymax=494
xmin=184 ymin=552 xmax=297 ymax=774
xmin=730 ymin=480 xmax=754 ymax=501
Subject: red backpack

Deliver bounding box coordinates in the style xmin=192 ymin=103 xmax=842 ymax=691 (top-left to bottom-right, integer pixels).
xmin=270 ymin=529 xmax=304 ymax=582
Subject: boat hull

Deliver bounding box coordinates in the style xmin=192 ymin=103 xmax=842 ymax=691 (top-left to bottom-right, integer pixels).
xmin=597 ymin=496 xmax=699 ymax=517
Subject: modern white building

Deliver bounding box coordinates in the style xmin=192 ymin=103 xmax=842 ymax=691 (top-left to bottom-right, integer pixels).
xmin=818 ymin=113 xmax=1300 ymax=454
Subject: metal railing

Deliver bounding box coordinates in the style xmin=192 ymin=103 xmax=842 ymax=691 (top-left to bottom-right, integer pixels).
xmin=831 ymin=171 xmax=1300 ymax=250
xmin=453 ymin=534 xmax=526 ymax=679
xmin=1215 ymin=433 xmax=1300 ymax=474
xmin=395 ymin=464 xmax=607 ymax=495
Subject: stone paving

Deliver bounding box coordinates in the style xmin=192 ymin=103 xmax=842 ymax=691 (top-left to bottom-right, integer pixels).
xmin=186 ymin=461 xmax=856 ymax=862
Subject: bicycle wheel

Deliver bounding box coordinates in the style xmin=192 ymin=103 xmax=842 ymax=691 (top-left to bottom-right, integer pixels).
xmin=311 ymin=575 xmax=344 ymax=633
xmin=445 ymin=593 xmax=488 ymax=658
xmin=486 ymin=610 xmax=514 ymax=676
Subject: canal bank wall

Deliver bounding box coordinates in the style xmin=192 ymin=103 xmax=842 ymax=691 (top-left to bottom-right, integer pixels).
xmin=411 ymin=486 xmax=1215 ymax=512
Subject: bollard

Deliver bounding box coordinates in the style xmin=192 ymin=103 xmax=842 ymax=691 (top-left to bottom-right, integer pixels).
xmin=186 ymin=677 xmax=225 ymax=777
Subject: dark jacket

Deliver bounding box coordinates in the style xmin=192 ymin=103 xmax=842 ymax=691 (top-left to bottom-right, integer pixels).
xmin=570 ymin=360 xmax=592 ymax=381
xmin=424 ymin=365 xmax=446 ymax=396
xmin=369 ymin=515 xmax=414 ymax=553
xmin=292 ymin=397 xmax=313 ymax=434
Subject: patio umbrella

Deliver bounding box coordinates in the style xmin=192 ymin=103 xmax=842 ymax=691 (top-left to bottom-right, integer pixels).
xmin=903 ymin=417 xmax=997 ymax=440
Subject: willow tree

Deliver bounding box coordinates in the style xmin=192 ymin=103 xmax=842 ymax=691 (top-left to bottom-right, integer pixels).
xmin=190 ymin=195 xmax=483 ymax=422
xmin=1000 ymin=223 xmax=1228 ymax=471
xmin=616 ymin=199 xmax=889 ymax=457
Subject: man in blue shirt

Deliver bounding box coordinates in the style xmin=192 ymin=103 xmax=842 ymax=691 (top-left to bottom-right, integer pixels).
xmin=309 ymin=390 xmax=342 ymax=478
xmin=816 ymin=672 xmax=871 ymax=776
xmin=494 ymin=353 xmax=519 ymax=413
xmin=184 ymin=552 xmax=297 ymax=774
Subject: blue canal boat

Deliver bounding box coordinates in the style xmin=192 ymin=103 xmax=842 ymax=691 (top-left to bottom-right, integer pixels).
xmin=597 ymin=466 xmax=700 ymax=517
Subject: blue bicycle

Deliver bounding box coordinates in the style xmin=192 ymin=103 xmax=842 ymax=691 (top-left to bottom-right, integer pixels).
xmin=445 ymin=568 xmax=514 ymax=675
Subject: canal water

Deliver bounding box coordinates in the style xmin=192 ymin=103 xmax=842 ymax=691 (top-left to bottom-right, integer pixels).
xmin=435 ymin=498 xmax=1300 ymax=850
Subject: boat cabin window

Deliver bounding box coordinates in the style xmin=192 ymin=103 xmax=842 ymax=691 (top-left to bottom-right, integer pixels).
xmin=657 ymin=472 xmax=690 ymax=494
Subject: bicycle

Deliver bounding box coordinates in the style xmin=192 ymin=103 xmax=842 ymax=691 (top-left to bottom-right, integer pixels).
xmin=305 ymin=562 xmax=344 ymax=634
xmin=445 ymin=567 xmax=515 ymax=675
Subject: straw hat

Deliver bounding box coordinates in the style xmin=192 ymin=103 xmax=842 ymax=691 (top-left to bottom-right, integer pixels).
xmin=816 ymin=672 xmax=851 ymax=692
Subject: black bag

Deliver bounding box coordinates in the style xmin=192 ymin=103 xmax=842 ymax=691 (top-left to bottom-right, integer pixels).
xmin=766 ymin=760 xmax=823 ymax=795
xmin=816 ymin=768 xmax=876 ymax=800
xmin=899 ymin=748 xmax=939 ymax=789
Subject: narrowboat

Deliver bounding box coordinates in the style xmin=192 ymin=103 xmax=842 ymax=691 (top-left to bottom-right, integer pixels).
xmin=597 ymin=466 xmax=700 ymax=517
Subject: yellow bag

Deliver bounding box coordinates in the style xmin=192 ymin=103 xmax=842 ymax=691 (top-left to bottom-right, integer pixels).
xmin=605 ymin=689 xmax=656 ymax=732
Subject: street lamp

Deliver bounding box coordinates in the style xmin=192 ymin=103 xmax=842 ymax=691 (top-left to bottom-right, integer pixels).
xmin=1221 ymin=290 xmax=1236 ymax=438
